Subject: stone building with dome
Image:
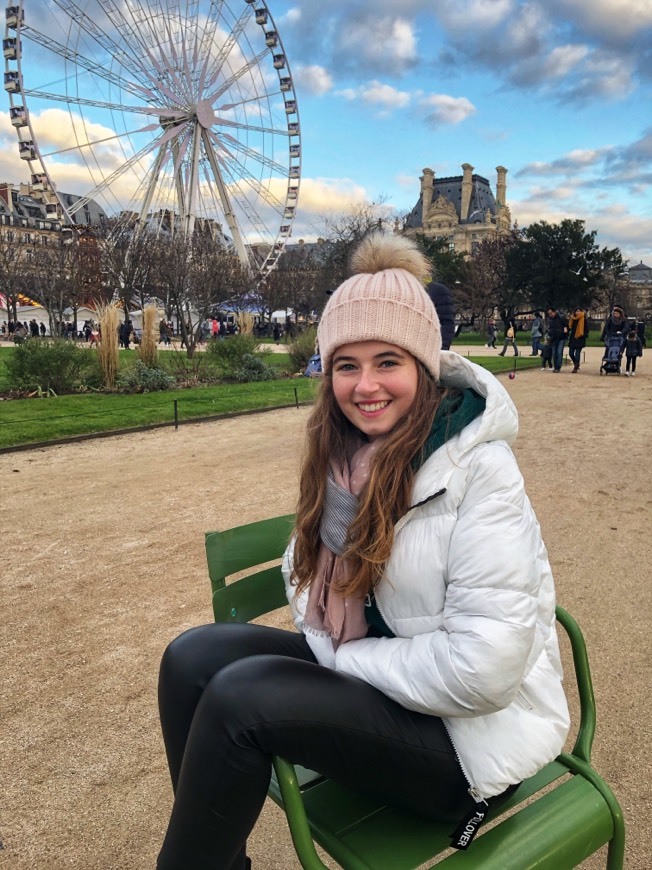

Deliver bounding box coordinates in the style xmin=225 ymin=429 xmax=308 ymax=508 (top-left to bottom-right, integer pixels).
xmin=403 ymin=163 xmax=512 ymax=254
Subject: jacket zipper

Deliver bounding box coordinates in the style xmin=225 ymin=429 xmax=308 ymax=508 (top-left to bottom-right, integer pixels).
xmin=442 ymin=718 xmax=490 ymax=850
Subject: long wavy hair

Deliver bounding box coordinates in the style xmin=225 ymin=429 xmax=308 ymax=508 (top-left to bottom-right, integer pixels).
xmin=292 ymin=359 xmax=447 ymax=598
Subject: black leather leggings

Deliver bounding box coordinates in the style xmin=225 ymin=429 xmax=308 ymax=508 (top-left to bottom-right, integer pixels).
xmin=157 ymin=623 xmax=474 ymax=869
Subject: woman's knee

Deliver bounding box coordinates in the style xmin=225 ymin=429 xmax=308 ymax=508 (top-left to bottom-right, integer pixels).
xmin=159 ymin=624 xmax=225 ymax=689
xmin=196 ymin=654 xmax=319 ymax=733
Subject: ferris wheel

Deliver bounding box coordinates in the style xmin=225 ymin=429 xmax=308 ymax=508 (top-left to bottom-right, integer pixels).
xmin=3 ymin=0 xmax=301 ymax=280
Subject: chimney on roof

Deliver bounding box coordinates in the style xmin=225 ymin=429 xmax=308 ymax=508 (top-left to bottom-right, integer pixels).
xmin=496 ymin=166 xmax=508 ymax=207
xmin=460 ymin=163 xmax=474 ymax=220
xmin=421 ymin=168 xmax=434 ymax=224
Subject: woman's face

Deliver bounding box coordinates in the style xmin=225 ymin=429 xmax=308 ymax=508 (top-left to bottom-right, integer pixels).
xmin=331 ymin=341 xmax=418 ymax=440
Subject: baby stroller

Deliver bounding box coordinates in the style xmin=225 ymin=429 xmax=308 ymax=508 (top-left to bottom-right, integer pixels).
xmin=600 ymin=333 xmax=624 ymax=375
xmin=303 ymin=353 xmax=322 ymax=377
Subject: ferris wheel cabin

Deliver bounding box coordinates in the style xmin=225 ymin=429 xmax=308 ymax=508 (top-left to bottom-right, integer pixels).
xmin=30 ymin=173 xmax=48 ymax=191
xmin=9 ymin=105 xmax=26 ymax=126
xmin=4 ymin=70 xmax=19 ymax=91
xmin=5 ymin=6 xmax=24 ymax=28
xmin=18 ymin=140 xmax=35 ymax=160
xmin=3 ymin=37 xmax=19 ymax=59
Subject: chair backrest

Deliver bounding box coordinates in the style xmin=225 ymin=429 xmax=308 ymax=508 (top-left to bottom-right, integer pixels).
xmin=205 ymin=514 xmax=295 ymax=624
xmin=206 ymin=516 xmax=597 ymax=763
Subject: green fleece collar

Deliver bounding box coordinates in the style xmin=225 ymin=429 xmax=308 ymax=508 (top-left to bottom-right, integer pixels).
xmin=417 ymin=388 xmax=486 ymax=467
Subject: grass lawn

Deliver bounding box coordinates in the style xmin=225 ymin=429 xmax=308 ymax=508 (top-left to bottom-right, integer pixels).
xmin=0 ymin=345 xmax=540 ymax=450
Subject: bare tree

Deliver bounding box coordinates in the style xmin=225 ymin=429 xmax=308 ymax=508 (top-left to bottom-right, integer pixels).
xmin=312 ymin=200 xmax=392 ymax=303
xmin=0 ymin=230 xmax=29 ymax=325
xmin=26 ymin=228 xmax=105 ymax=334
xmin=462 ymin=231 xmax=523 ymax=328
xmin=98 ymin=217 xmax=158 ymax=321
xmin=152 ymin=231 xmax=250 ymax=357
xmin=257 ymin=243 xmax=321 ymax=330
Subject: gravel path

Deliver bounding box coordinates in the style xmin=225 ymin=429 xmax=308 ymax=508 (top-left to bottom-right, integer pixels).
xmin=1 ymin=345 xmax=649 ymax=869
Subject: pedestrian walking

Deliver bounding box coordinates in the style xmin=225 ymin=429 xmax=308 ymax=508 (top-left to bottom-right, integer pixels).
xmin=567 ymin=308 xmax=589 ymax=373
xmin=498 ymin=317 xmax=518 ymax=357
xmin=530 ymin=312 xmax=544 ymax=356
xmin=545 ymin=307 xmax=567 ymax=372
xmin=623 ymin=328 xmax=643 ymax=377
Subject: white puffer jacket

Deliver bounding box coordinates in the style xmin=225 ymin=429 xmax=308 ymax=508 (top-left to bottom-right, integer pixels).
xmin=283 ymin=351 xmax=570 ymax=798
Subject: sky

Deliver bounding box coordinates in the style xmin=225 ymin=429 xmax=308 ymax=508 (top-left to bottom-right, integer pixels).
xmin=1 ymin=0 xmax=651 ymax=266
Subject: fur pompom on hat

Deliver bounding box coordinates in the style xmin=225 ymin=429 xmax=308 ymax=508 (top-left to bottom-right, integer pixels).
xmin=317 ymin=232 xmax=442 ymax=379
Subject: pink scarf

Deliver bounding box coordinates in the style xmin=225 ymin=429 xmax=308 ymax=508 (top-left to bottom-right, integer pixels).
xmin=303 ymin=438 xmax=384 ymax=649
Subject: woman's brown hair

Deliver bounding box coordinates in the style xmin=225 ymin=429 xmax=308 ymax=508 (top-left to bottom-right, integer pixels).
xmin=292 ymin=359 xmax=447 ymax=598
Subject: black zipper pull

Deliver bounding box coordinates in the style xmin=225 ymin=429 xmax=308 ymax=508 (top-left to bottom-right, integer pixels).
xmin=449 ymin=790 xmax=489 ymax=850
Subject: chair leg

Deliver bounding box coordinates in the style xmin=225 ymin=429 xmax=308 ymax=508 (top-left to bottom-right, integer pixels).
xmin=273 ymin=757 xmax=330 ymax=870
xmin=560 ymin=754 xmax=625 ymax=870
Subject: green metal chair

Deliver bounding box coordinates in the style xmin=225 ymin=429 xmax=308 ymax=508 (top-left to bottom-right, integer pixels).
xmin=206 ymin=515 xmax=625 ymax=869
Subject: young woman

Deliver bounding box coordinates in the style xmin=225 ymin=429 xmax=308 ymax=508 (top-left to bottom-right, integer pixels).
xmin=157 ymin=233 xmax=570 ymax=869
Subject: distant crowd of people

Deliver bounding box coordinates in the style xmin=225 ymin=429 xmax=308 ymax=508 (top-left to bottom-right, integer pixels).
xmin=485 ymin=306 xmax=645 ymax=375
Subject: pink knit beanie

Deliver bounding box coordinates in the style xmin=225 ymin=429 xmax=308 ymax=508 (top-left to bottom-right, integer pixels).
xmin=317 ymin=232 xmax=442 ymax=380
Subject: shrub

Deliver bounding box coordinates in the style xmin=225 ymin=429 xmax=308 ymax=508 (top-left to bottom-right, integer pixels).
xmin=288 ymin=326 xmax=318 ymax=373
xmin=161 ymin=348 xmax=219 ymax=386
xmin=231 ymin=353 xmax=277 ymax=383
xmin=5 ymin=338 xmax=101 ymax=394
xmin=117 ymin=360 xmax=175 ymax=393
xmin=206 ymin=333 xmax=269 ymax=377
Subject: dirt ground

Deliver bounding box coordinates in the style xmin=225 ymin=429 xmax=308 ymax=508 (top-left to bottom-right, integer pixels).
xmin=1 ymin=345 xmax=650 ymax=870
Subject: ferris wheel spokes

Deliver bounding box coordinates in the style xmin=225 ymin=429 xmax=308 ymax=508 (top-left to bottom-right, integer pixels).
xmin=214 ymin=117 xmax=291 ymax=137
xmin=219 ymin=132 xmax=289 ymax=178
xmin=208 ymin=47 xmax=270 ymax=104
xmin=23 ymin=90 xmax=183 ymax=118
xmin=51 ymin=0 xmax=160 ymax=86
xmin=64 ymin=123 xmax=182 ymax=218
xmin=19 ymin=24 xmax=152 ymax=103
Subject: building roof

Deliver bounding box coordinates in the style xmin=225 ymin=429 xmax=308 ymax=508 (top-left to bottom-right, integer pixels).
xmin=628 ymin=261 xmax=651 ymax=271
xmin=404 ymin=173 xmax=498 ymax=230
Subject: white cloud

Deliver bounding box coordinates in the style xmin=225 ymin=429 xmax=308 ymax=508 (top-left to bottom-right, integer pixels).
xmin=517 ymin=147 xmax=613 ymax=177
xmin=338 ymin=16 xmax=417 ymax=73
xmin=295 ymin=177 xmax=369 ymax=214
xmin=395 ymin=172 xmax=418 ymax=189
xmin=280 ymin=6 xmax=302 ymax=25
xmin=419 ymin=94 xmax=476 ymax=126
xmin=509 ymin=190 xmax=652 ymax=261
xmin=293 ymin=65 xmax=333 ymax=96
xmin=29 ymin=109 xmax=128 ymax=169
xmin=549 ymin=0 xmax=652 ymax=41
xmin=505 ymin=3 xmax=549 ymax=54
xmin=574 ymin=54 xmax=636 ymax=99
xmin=525 ymin=184 xmax=581 ymax=201
xmin=0 ymin=110 xmax=142 ymax=204
xmin=338 ymin=81 xmax=411 ymax=111
xmin=543 ymin=44 xmax=590 ymax=78
xmin=436 ymin=0 xmax=513 ymax=31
